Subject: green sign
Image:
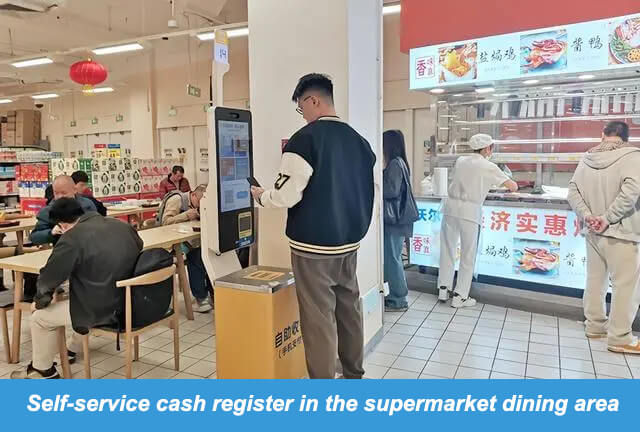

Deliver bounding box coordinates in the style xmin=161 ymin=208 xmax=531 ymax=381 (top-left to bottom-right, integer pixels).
xmin=91 ymin=117 xmax=98 ymax=125
xmin=70 ymin=120 xmax=76 ymax=127
xmin=187 ymin=84 xmax=201 ymax=98
xmin=116 ymin=114 xmax=123 ymax=122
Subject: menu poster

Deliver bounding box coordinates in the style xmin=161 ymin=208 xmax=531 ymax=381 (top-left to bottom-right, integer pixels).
xmin=409 ymin=200 xmax=587 ymax=290
xmin=410 ymin=13 xmax=639 ymax=89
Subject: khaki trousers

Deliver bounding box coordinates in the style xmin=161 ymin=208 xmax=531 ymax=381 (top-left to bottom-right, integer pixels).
xmin=31 ymin=300 xmax=83 ymax=371
xmin=291 ymin=251 xmax=364 ymax=379
xmin=584 ymin=234 xmax=640 ymax=346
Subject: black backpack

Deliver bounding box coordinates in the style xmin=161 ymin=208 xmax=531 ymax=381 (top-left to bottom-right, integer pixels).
xmin=118 ymin=248 xmax=174 ymax=328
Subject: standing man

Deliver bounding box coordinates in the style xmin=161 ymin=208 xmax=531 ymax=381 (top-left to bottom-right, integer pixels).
xmin=159 ymin=165 xmax=192 ymax=197
xmin=251 ymin=73 xmax=376 ymax=379
xmin=568 ymin=121 xmax=640 ymax=354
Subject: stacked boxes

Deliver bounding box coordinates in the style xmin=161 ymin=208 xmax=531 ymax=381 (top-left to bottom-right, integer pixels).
xmin=138 ymin=158 xmax=179 ymax=194
xmin=18 ymin=163 xmax=50 ymax=198
xmin=2 ymin=110 xmax=41 ymax=147
xmin=91 ymin=157 xmax=141 ymax=198
xmin=0 ymin=180 xmax=18 ymax=196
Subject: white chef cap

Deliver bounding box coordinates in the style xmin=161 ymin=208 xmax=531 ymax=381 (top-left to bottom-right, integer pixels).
xmin=469 ymin=133 xmax=493 ymax=150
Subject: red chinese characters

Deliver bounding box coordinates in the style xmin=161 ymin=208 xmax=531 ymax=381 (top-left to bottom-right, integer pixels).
xmin=490 ymin=211 xmax=511 ymax=232
xmin=544 ymin=214 xmax=567 ymax=237
xmin=416 ymin=56 xmax=434 ymax=78
xmin=516 ymin=213 xmax=538 ymax=234
xmin=411 ymin=236 xmax=431 ymax=255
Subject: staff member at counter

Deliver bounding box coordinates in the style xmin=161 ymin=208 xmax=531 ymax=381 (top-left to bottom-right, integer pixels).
xmin=438 ymin=134 xmax=518 ymax=308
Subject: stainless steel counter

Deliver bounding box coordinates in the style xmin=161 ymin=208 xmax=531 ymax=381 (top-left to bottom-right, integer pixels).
xmin=416 ymin=194 xmax=572 ymax=211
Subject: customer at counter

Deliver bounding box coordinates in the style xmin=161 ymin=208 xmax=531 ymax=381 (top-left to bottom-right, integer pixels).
xmin=30 ymin=175 xmax=97 ymax=246
xmin=11 ymin=198 xmax=143 ymax=379
xmin=438 ymin=134 xmax=518 ymax=308
xmin=157 ymin=186 xmax=213 ymax=313
xmin=383 ymin=130 xmax=419 ymax=312
xmin=251 ymin=73 xmax=375 ymax=379
xmin=568 ymin=121 xmax=640 ymax=354
xmin=159 ymin=165 xmax=191 ymax=197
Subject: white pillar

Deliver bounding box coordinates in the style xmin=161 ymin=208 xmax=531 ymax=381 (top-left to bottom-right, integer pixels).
xmin=248 ymin=0 xmax=384 ymax=350
xmin=129 ymin=52 xmax=157 ymax=159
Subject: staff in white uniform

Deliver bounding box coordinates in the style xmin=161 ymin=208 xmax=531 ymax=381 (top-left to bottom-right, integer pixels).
xmin=438 ymin=134 xmax=518 ymax=308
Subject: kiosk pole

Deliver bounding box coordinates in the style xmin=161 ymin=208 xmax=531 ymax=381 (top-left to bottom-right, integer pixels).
xmin=200 ymin=30 xmax=242 ymax=281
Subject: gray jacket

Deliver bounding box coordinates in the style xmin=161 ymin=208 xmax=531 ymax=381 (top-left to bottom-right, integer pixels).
xmin=568 ymin=147 xmax=640 ymax=243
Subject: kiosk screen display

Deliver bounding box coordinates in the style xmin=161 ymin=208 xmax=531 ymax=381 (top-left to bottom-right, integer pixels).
xmin=218 ymin=120 xmax=251 ymax=212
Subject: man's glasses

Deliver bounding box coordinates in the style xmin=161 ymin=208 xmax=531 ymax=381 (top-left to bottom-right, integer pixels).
xmin=296 ymin=96 xmax=313 ymax=115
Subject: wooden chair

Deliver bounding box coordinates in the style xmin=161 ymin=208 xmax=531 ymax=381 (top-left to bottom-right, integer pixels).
xmin=74 ymin=265 xmax=179 ymax=379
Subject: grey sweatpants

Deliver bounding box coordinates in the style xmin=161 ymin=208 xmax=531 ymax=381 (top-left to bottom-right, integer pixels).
xmin=291 ymin=251 xmax=364 ymax=379
xmin=584 ymin=234 xmax=640 ymax=346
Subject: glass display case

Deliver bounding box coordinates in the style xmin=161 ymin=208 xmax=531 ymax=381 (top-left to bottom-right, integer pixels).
xmin=429 ymin=77 xmax=640 ymax=191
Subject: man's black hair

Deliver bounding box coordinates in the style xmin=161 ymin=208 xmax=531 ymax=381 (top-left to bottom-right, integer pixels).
xmin=172 ymin=165 xmax=185 ymax=174
xmin=71 ymin=170 xmax=89 ymax=184
xmin=291 ymin=73 xmax=333 ymax=103
xmin=49 ymin=197 xmax=85 ymax=225
xmin=603 ymin=121 xmax=630 ymax=142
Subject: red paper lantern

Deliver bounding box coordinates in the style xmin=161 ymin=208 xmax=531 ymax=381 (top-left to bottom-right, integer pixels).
xmin=69 ymin=59 xmax=107 ymax=91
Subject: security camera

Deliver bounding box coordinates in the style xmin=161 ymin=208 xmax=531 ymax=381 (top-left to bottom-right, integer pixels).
xmin=34 ymin=103 xmax=44 ymax=109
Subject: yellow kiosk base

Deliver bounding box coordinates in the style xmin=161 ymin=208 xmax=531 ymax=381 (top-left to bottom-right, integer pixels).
xmin=214 ymin=266 xmax=307 ymax=379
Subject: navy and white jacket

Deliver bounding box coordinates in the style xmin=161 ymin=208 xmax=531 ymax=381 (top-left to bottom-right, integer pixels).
xmin=259 ymin=117 xmax=376 ymax=255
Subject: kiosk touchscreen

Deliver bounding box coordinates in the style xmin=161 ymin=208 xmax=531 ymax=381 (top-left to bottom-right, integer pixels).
xmin=213 ymin=107 xmax=255 ymax=253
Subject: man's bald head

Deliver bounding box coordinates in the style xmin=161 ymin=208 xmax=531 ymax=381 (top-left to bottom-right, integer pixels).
xmin=53 ymin=175 xmax=77 ymax=200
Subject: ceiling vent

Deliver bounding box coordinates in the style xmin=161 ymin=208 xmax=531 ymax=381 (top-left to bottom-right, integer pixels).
xmin=0 ymin=0 xmax=60 ymax=13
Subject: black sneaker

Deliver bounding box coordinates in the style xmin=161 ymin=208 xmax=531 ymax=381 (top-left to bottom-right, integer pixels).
xmin=10 ymin=363 xmax=60 ymax=379
xmin=68 ymin=350 xmax=77 ymax=365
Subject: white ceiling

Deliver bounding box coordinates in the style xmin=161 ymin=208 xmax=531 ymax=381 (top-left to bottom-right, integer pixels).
xmin=0 ymin=0 xmax=247 ymax=97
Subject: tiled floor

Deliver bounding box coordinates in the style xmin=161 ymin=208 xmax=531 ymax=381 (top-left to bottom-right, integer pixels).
xmin=2 ymin=289 xmax=639 ymax=379
xmin=365 ymin=290 xmax=640 ymax=380
xmin=0 ymin=302 xmax=218 ymax=380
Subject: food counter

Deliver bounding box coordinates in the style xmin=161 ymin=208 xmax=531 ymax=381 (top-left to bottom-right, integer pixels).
xmin=410 ymin=194 xmax=587 ymax=297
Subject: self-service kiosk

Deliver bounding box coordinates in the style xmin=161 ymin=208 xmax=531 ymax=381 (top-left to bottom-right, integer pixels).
xmin=200 ymin=31 xmax=306 ymax=378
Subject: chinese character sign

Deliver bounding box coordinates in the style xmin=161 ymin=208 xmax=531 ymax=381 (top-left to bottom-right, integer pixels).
xmin=410 ymin=199 xmax=587 ymax=290
xmin=410 ymin=12 xmax=633 ymax=90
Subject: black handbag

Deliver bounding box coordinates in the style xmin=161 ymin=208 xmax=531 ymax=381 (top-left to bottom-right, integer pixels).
xmin=384 ymin=158 xmax=420 ymax=225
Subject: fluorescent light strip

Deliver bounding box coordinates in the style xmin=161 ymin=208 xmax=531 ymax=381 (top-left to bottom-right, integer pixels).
xmin=83 ymin=87 xmax=114 ymax=94
xmin=383 ymin=4 xmax=401 ymax=15
xmin=196 ymin=32 xmax=215 ymax=41
xmin=11 ymin=57 xmax=53 ymax=68
xmin=31 ymin=93 xmax=59 ymax=100
xmin=430 ymin=88 xmax=445 ymax=94
xmin=92 ymin=43 xmax=143 ymax=55
xmin=475 ymin=87 xmax=495 ymax=94
xmin=0 ymin=99 xmax=12 ymax=104
xmin=456 ymin=113 xmax=640 ymax=125
xmin=227 ymin=27 xmax=249 ymax=38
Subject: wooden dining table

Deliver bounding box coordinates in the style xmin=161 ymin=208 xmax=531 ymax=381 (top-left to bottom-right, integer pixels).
xmin=0 ymin=220 xmax=201 ymax=364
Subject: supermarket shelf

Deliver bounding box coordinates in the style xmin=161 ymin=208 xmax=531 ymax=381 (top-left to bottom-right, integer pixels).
xmin=0 ymin=194 xmax=19 ymax=198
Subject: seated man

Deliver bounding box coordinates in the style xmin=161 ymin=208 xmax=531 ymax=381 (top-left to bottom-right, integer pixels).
xmin=31 ymin=175 xmax=97 ymax=246
xmin=11 ymin=198 xmax=143 ymax=379
xmin=70 ymin=171 xmax=107 ymax=216
xmin=157 ymin=185 xmax=212 ymax=313
xmin=159 ymin=165 xmax=191 ymax=197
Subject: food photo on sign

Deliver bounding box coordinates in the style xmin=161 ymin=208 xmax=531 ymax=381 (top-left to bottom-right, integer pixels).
xmin=438 ymin=42 xmax=477 ymax=83
xmin=513 ymin=238 xmax=561 ymax=279
xmin=609 ymin=16 xmax=640 ymax=64
xmin=520 ymin=29 xmax=568 ymax=74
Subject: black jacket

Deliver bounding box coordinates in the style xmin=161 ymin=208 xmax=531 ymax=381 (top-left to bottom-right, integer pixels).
xmin=285 ymin=117 xmax=376 ymax=255
xmin=34 ymin=212 xmax=143 ymax=334
xmin=383 ymin=158 xmax=414 ymax=238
